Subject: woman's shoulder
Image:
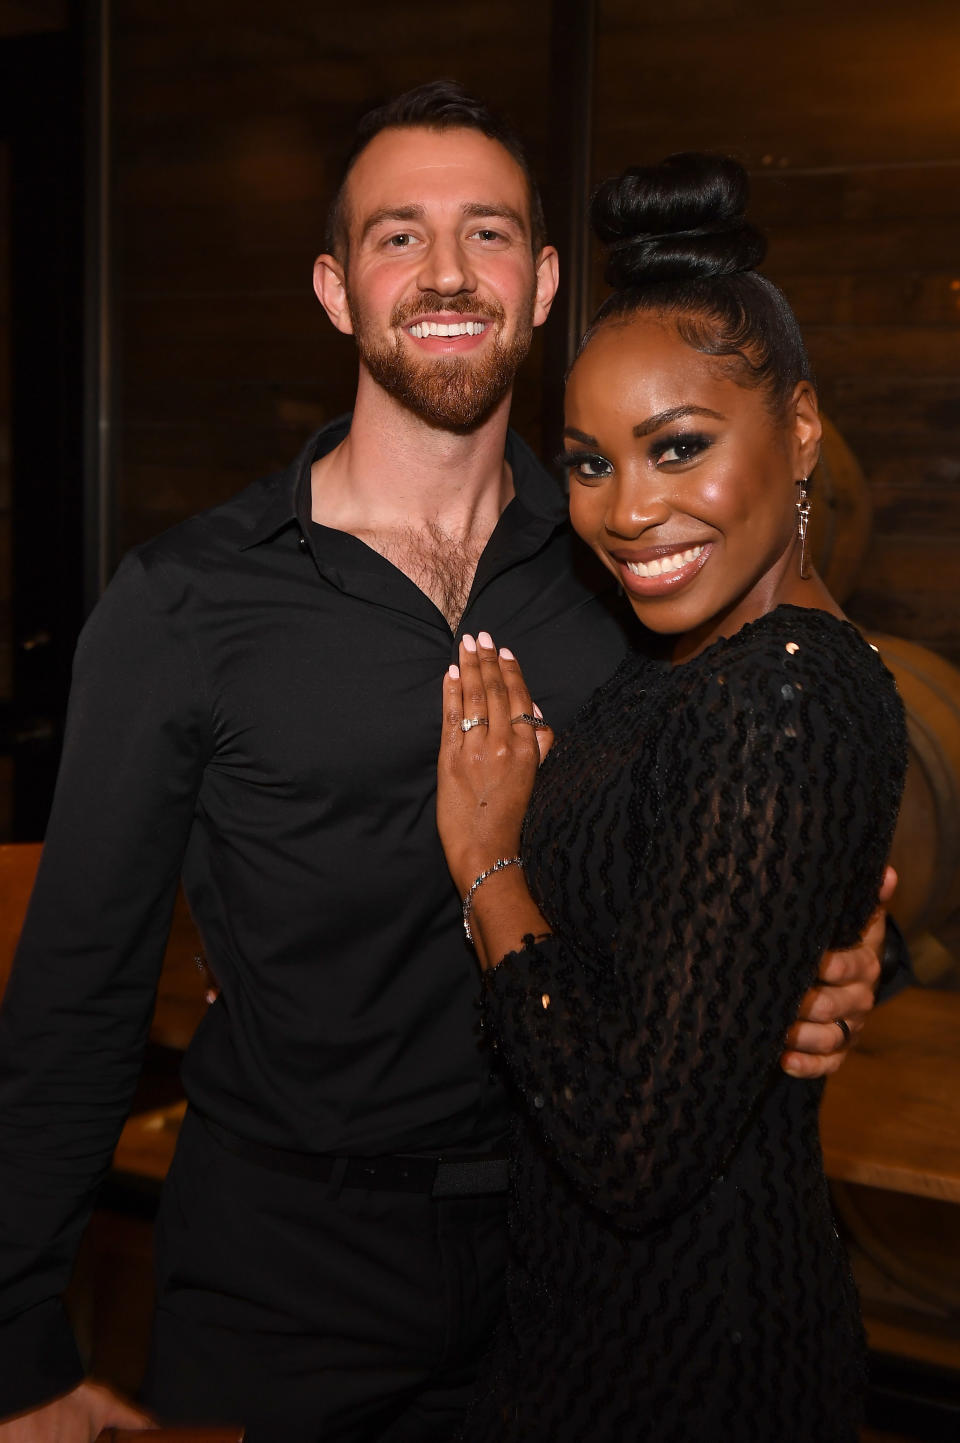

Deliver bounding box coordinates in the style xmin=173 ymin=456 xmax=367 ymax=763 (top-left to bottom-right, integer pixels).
xmin=671 ymin=605 xmax=906 ymax=747
xmin=692 ymin=606 xmax=895 ymax=693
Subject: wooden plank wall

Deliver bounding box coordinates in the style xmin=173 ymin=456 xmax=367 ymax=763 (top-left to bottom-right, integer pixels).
xmin=109 ymin=0 xmax=554 ymax=556
xmin=593 ymin=0 xmax=960 ymax=668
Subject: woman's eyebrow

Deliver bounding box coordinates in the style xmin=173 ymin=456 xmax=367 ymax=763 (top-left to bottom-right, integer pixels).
xmin=633 ymin=406 xmax=725 ymax=437
xmin=562 ymin=427 xmax=599 ymax=446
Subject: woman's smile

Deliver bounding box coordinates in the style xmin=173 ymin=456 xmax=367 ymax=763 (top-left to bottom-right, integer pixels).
xmin=612 ymin=540 xmax=711 ymax=595
xmin=562 ymin=313 xmax=823 ymax=659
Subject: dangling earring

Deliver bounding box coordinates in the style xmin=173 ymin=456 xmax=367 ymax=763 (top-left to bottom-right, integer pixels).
xmin=796 ymin=478 xmax=812 ymax=579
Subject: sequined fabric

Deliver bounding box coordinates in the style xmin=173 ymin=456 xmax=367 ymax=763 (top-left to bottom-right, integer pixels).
xmin=463 ymin=606 xmax=907 ymax=1443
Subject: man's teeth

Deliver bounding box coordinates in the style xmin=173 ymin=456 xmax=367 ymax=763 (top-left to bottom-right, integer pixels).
xmin=626 ymin=545 xmax=705 ymax=578
xmin=408 ymin=320 xmax=486 ymax=338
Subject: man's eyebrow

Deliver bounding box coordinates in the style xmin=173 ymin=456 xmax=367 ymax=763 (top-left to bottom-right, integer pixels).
xmin=460 ymin=201 xmax=528 ymax=233
xmin=359 ymin=205 xmax=426 ymax=243
xmin=633 ymin=406 xmax=725 ymax=437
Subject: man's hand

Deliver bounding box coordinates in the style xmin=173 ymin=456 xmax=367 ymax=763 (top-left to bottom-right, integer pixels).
xmin=780 ymin=866 xmax=898 ymax=1079
xmin=0 ymin=1380 xmax=154 ymax=1442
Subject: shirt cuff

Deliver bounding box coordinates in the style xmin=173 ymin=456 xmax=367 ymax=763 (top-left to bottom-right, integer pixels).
xmin=0 ymin=1299 xmax=84 ymax=1420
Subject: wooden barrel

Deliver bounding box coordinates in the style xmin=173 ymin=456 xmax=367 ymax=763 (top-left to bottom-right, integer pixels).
xmin=808 ymin=413 xmax=873 ymax=603
xmin=866 ymin=632 xmax=960 ymax=947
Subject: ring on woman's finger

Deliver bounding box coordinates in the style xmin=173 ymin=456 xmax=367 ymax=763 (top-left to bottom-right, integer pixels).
xmin=510 ymin=713 xmax=549 ymax=730
xmin=460 ymin=716 xmax=489 ymax=733
xmin=835 ymin=1017 xmax=852 ymax=1047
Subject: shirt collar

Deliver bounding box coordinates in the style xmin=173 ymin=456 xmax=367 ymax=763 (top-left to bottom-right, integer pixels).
xmin=239 ymin=413 xmax=567 ymax=552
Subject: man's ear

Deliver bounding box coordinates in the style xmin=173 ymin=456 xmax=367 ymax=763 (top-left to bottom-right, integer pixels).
xmin=313 ymin=254 xmax=354 ymax=336
xmin=532 ymin=246 xmax=560 ymax=329
xmin=790 ymin=381 xmax=822 ymax=479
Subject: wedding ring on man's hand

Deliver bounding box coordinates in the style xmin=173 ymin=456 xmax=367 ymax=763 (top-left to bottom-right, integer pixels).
xmin=510 ymin=713 xmax=549 ymax=730
xmin=835 ymin=1017 xmax=852 ymax=1047
xmin=460 ymin=716 xmax=489 ymax=732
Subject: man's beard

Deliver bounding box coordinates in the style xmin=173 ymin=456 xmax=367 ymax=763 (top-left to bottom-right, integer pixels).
xmin=347 ymin=290 xmax=535 ymax=432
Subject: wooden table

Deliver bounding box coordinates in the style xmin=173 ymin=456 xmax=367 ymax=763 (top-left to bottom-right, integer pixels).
xmin=821 ymin=986 xmax=960 ymax=1381
xmin=821 ymin=987 xmax=960 ymax=1203
xmin=0 ymin=842 xmax=209 ymax=1052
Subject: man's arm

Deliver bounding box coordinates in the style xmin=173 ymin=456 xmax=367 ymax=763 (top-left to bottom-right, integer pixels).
xmin=780 ymin=866 xmax=900 ymax=1079
xmin=0 ymin=552 xmax=211 ymax=1422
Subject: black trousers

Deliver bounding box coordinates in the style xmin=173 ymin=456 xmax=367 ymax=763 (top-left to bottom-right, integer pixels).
xmin=141 ymin=1109 xmax=509 ymax=1443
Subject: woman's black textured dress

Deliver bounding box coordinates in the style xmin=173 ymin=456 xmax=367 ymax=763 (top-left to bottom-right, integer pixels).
xmin=461 ymin=607 xmax=907 ymax=1443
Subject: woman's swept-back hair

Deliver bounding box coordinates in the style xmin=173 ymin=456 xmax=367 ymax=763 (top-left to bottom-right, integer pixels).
xmin=327 ymin=80 xmax=546 ymax=263
xmin=584 ymin=152 xmax=812 ymax=414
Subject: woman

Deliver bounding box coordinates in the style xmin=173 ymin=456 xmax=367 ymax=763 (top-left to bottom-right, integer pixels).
xmin=436 ymin=154 xmax=907 ymax=1442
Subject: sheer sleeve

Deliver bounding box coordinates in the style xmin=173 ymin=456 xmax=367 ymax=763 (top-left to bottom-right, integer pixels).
xmin=483 ymin=639 xmax=902 ymax=1231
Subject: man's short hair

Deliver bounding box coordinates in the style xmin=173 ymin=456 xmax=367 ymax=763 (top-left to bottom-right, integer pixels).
xmin=326 ymin=80 xmax=547 ymax=265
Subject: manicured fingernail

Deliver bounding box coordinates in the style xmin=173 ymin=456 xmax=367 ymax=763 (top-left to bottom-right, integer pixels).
xmin=533 ymin=702 xmax=543 ymax=717
xmin=448 ymin=664 xmax=460 ymax=679
xmin=477 ymin=631 xmax=494 ymax=649
xmin=499 ymin=647 xmax=515 ymax=661
xmin=462 ymin=634 xmax=477 ymax=652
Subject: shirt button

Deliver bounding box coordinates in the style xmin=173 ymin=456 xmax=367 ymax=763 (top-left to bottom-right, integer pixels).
xmin=298 ymin=536 xmax=308 ymax=550
xmin=533 ymin=1093 xmax=545 ymax=1109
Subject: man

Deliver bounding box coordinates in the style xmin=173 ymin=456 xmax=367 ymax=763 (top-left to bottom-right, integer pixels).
xmin=0 ymin=83 xmax=892 ymax=1442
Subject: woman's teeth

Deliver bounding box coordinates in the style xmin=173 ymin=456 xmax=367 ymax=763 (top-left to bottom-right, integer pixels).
xmin=626 ymin=545 xmax=705 ymax=578
xmin=408 ymin=320 xmax=486 ymax=338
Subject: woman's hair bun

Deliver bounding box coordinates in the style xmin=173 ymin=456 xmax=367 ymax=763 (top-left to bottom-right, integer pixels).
xmin=590 ymin=152 xmax=766 ymax=290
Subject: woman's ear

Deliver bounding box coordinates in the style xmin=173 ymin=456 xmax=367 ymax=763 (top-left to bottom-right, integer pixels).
xmin=790 ymin=381 xmax=822 ymax=479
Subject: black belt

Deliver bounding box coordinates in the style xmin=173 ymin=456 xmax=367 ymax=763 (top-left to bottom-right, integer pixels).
xmin=200 ymin=1114 xmax=509 ymax=1198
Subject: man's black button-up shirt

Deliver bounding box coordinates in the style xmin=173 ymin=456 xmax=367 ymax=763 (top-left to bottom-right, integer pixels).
xmin=0 ymin=419 xmax=632 ymax=1413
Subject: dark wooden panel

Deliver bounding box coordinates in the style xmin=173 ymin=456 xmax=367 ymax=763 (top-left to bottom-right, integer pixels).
xmin=119 ymin=292 xmax=333 ymax=387
xmin=595 ymin=0 xmax=960 ymax=171
xmin=780 ymin=274 xmax=960 ymax=329
xmin=0 ymin=2 xmax=68 ymax=37
xmin=762 ymin=223 xmax=960 ymax=277
xmin=749 ymin=165 xmax=960 ymax=227
xmin=803 ymin=327 xmax=959 ymax=381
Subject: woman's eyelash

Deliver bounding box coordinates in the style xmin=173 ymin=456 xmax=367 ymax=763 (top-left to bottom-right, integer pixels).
xmin=555 ymin=449 xmax=608 ymax=471
xmin=651 ymin=431 xmax=712 ymax=464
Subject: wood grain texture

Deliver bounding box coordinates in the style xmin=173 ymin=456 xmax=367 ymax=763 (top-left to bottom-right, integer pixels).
xmin=821 ymin=988 xmax=960 ymax=1201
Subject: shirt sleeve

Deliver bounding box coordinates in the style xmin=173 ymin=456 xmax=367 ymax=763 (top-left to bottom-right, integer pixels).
xmin=482 ymin=647 xmax=902 ymax=1232
xmin=878 ymin=914 xmax=914 ymax=1001
xmin=0 ymin=550 xmax=212 ymax=1418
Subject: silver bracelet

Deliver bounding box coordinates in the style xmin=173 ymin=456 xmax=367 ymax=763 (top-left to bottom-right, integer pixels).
xmin=462 ymin=856 xmax=523 ymax=944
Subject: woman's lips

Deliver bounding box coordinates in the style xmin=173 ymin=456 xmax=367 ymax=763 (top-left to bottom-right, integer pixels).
xmin=613 ymin=542 xmax=712 ymax=597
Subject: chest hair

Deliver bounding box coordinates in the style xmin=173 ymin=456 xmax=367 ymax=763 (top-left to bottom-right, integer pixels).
xmin=357 ymin=521 xmax=486 ymax=631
